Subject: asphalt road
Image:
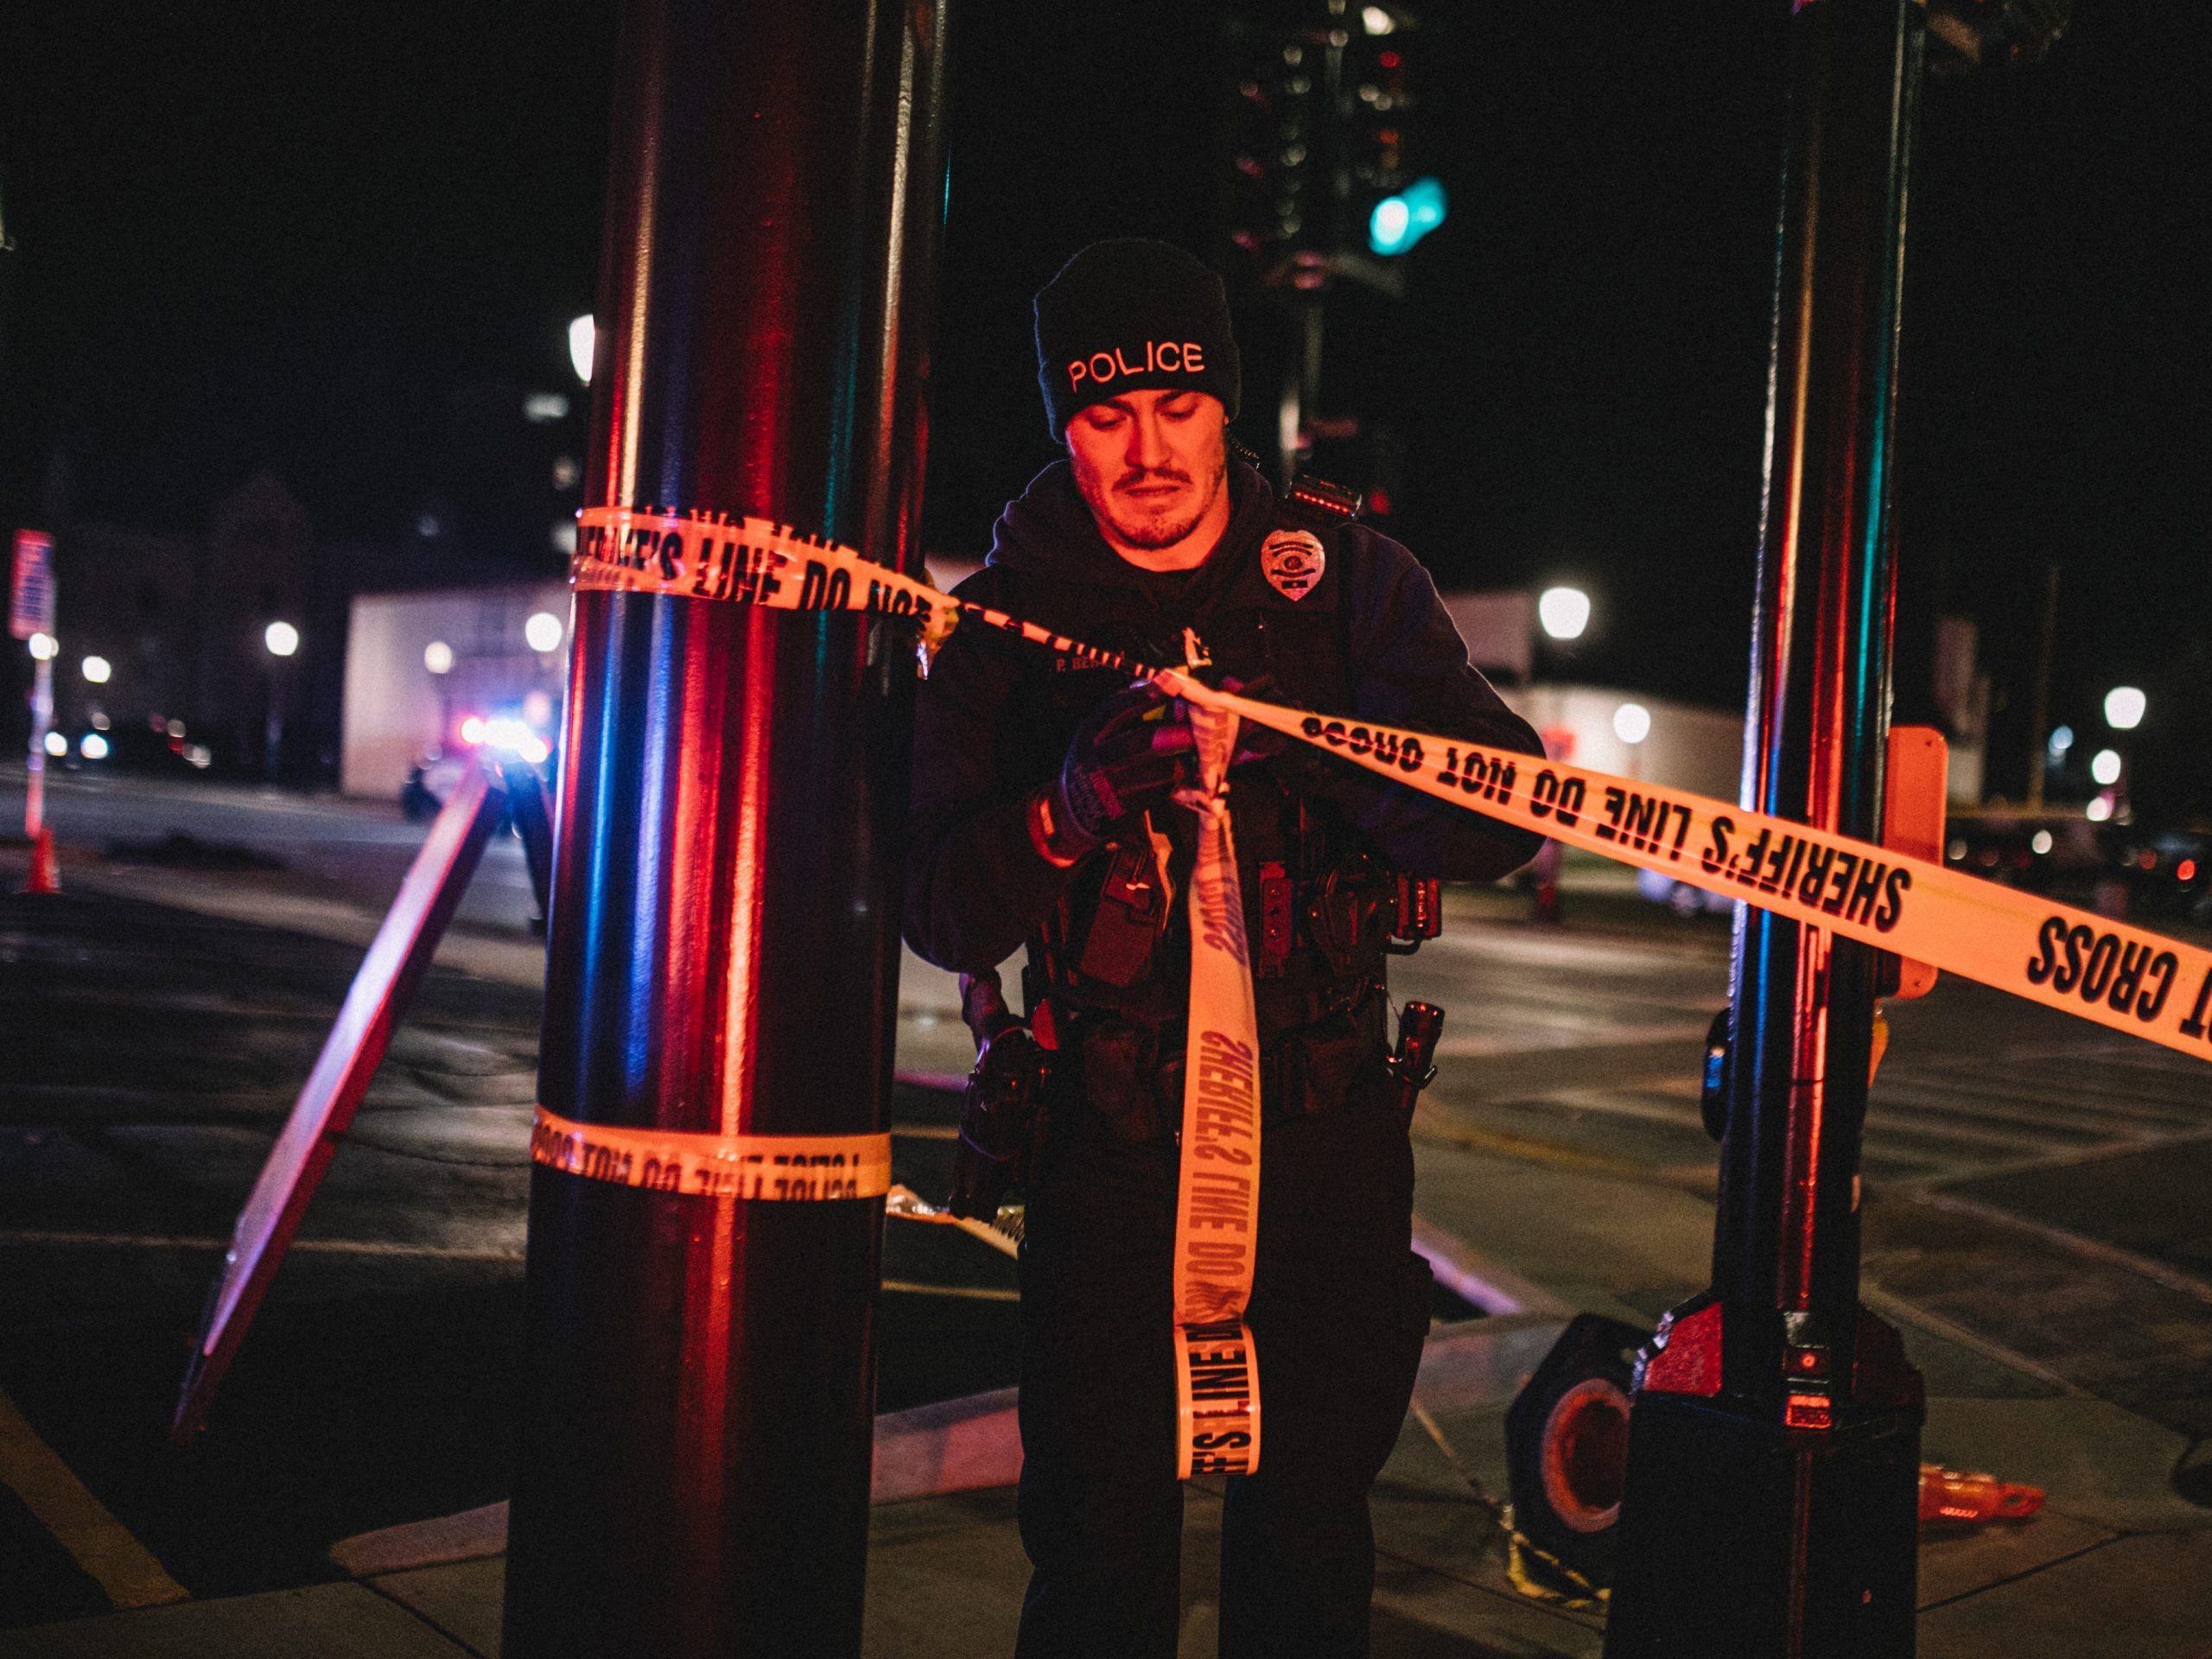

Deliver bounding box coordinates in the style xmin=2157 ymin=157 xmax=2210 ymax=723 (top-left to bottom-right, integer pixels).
xmin=1 ymin=775 xmax=2208 ymax=1628
xmin=3 ymin=764 xmax=542 ymax=934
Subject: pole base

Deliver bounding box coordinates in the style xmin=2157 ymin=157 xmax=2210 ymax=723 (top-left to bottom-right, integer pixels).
xmin=18 ymin=826 xmax=60 ymax=895
xmin=1604 ymin=1388 xmax=1921 ymax=1658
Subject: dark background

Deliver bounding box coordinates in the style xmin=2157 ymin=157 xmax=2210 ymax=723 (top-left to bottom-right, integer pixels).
xmin=0 ymin=2 xmax=2203 ymax=805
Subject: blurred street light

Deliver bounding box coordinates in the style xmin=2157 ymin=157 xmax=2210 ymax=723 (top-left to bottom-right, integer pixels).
xmin=2086 ymin=793 xmax=2114 ymax=823
xmin=42 ymin=730 xmax=67 ymax=757
xmin=1612 ymin=702 xmax=1651 ymax=745
xmin=1538 ymin=586 xmax=1591 ymax=641
xmin=424 ymin=640 xmax=454 ymax=675
xmin=2089 ymin=748 xmax=2122 ymax=787
xmin=263 ymin=621 xmax=299 ymax=781
xmin=2104 ymin=686 xmax=2145 ymax=731
xmin=79 ymin=733 xmax=109 ymax=760
xmin=569 ymin=315 xmax=596 ymax=385
xmin=27 ymin=632 xmax=55 ymax=661
xmin=80 ymin=654 xmax=111 ymax=683
xmin=2047 ymin=723 xmax=2074 ymax=762
xmin=525 ymin=611 xmax=566 ymax=653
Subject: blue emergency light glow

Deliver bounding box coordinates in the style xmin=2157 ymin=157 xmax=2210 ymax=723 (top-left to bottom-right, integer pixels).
xmin=1369 ymin=175 xmax=1447 ymax=257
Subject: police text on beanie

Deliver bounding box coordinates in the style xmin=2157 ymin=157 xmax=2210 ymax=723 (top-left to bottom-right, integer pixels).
xmin=1033 ymin=239 xmax=1242 ymax=442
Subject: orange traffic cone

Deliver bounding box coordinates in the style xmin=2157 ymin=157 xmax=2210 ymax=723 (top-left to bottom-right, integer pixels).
xmin=19 ymin=825 xmax=61 ymax=895
xmin=1919 ymin=1463 xmax=2044 ymax=1528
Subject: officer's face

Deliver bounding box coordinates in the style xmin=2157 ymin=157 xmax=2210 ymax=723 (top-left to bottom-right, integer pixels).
xmin=1065 ymin=390 xmax=1229 ymax=555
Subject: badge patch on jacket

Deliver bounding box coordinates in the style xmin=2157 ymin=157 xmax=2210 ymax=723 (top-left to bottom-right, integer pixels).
xmin=1261 ymin=530 xmax=1325 ymax=601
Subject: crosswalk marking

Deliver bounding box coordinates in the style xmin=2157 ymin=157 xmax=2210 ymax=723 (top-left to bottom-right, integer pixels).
xmin=1872 ymin=1084 xmax=2167 ymax=1141
xmin=1453 ymin=1028 xmax=2212 ymax=1190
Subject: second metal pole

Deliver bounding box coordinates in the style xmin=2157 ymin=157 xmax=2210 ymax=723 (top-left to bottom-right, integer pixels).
xmin=1606 ymin=3 xmax=1927 ymax=1654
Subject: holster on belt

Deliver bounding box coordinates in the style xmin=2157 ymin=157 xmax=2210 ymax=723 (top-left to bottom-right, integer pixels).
xmin=1261 ymin=984 xmax=1389 ymax=1121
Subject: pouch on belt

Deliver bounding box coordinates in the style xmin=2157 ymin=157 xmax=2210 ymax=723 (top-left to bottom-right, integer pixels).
xmin=1074 ymin=1016 xmax=1179 ymax=1146
xmin=1261 ymin=988 xmax=1389 ymax=1122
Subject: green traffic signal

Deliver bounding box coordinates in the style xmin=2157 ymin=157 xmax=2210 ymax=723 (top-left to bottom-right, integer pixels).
xmin=1369 ymin=175 xmax=1446 ymax=257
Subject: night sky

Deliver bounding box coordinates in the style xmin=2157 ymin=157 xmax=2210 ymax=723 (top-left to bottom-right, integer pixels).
xmin=2 ymin=3 xmax=2203 ymax=807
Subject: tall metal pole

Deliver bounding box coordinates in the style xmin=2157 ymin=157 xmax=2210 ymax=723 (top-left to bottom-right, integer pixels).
xmin=2025 ymin=562 xmax=2058 ymax=810
xmin=25 ymin=650 xmax=50 ymax=836
xmin=1605 ymin=4 xmax=1926 ymax=1655
xmin=503 ymin=1 xmax=949 ymax=1654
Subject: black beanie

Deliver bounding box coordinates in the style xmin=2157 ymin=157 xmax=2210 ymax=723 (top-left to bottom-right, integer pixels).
xmin=1033 ymin=239 xmax=1241 ymax=442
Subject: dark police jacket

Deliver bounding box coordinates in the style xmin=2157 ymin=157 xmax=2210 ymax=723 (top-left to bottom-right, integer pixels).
xmin=903 ymin=460 xmax=1543 ymax=1111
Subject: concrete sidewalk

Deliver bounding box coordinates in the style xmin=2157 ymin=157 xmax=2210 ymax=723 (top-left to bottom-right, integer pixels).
xmin=8 ymin=1289 xmax=2209 ymax=1657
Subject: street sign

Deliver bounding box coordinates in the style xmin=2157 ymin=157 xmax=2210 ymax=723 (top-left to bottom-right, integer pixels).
xmin=10 ymin=529 xmax=54 ymax=640
xmin=173 ymin=761 xmax=507 ymax=1440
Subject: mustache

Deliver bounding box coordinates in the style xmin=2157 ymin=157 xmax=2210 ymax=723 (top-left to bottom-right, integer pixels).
xmin=1114 ymin=464 xmax=1192 ymax=489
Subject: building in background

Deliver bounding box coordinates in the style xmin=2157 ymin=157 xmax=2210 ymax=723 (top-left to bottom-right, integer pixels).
xmin=340 ymin=581 xmax=568 ymax=801
xmin=1930 ymin=613 xmax=1990 ymax=804
xmin=29 ymin=461 xmax=575 ymax=790
xmin=1446 ymin=586 xmax=1988 ymax=808
xmin=47 ymin=474 xmax=317 ymax=776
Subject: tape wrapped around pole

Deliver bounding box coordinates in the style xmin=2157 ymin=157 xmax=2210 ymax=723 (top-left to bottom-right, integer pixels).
xmin=574 ymin=505 xmax=1149 ymax=675
xmin=530 ymin=1105 xmax=893 ymax=1201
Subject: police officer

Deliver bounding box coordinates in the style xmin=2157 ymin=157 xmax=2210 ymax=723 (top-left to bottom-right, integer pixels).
xmin=904 ymin=238 xmax=1544 ymax=1658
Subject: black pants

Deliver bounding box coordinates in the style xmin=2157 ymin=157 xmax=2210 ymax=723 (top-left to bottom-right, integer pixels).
xmin=1014 ymin=1077 xmax=1431 ymax=1658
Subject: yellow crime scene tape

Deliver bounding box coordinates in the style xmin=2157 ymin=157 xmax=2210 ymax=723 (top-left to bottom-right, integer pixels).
xmin=1170 ymin=696 xmax=1265 ymax=1478
xmin=1154 ymin=676 xmax=2212 ymax=1066
xmin=567 ymin=500 xmax=2212 ymax=1481
xmin=575 ymin=505 xmax=1150 ymax=675
xmin=574 ymin=499 xmax=2212 ymax=1070
xmin=530 ymin=1104 xmax=893 ymax=1201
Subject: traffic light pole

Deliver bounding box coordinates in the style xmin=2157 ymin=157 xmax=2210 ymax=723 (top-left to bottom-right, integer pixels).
xmin=502 ymin=1 xmax=949 ymax=1654
xmin=1605 ymin=3 xmax=1926 ymax=1655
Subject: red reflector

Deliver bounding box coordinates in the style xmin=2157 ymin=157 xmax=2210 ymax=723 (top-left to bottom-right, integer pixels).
xmin=1640 ymin=1302 xmax=1723 ymax=1397
xmin=1784 ymin=1393 xmax=1832 ymax=1430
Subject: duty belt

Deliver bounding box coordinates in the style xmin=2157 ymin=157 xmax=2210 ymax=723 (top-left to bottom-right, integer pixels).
xmin=1058 ymin=978 xmax=1389 ymax=1146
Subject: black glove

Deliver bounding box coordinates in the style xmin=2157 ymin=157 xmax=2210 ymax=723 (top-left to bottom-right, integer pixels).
xmin=1052 ymin=681 xmax=1198 ymax=852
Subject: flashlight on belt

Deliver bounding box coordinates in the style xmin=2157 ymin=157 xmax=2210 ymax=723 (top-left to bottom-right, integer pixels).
xmin=1387 ymin=1001 xmax=1445 ymax=1118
